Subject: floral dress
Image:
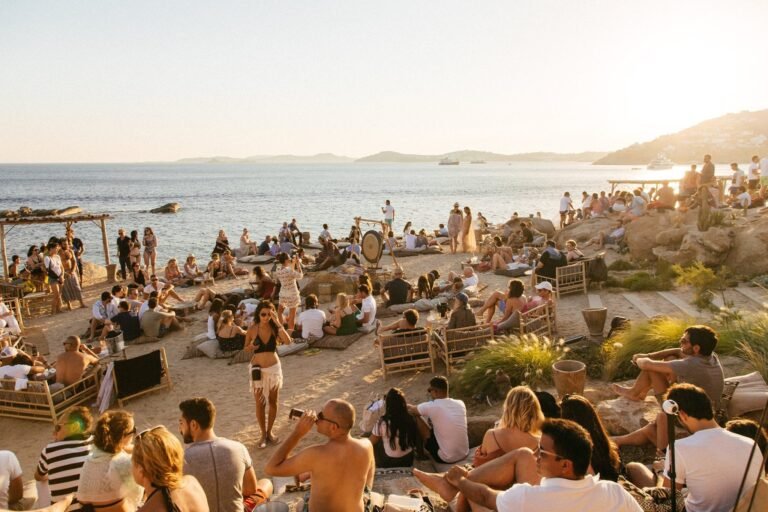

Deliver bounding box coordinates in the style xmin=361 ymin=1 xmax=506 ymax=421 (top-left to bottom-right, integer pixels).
xmin=275 ymin=266 xmax=303 ymax=308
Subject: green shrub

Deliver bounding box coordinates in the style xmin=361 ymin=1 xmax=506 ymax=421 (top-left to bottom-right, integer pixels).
xmin=608 ymin=260 xmax=637 ymax=271
xmin=452 ymin=334 xmax=567 ymax=398
xmin=622 ymin=272 xmax=673 ymax=291
xmin=674 ymin=262 xmax=730 ymax=311
xmin=567 ymin=343 xmax=605 ymax=379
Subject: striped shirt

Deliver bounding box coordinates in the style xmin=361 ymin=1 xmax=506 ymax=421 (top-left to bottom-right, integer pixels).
xmin=37 ymin=436 xmax=93 ymax=511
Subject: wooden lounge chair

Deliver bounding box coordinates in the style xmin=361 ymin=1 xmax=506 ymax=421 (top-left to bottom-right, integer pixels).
xmin=113 ymin=348 xmax=172 ymax=407
xmin=0 ymin=369 xmax=100 ymax=424
xmin=432 ymin=323 xmax=494 ymax=375
xmin=378 ymin=329 xmax=434 ymax=380
xmin=535 ymin=261 xmax=587 ymax=299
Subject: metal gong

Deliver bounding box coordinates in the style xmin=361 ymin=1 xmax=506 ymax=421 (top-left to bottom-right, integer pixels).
xmin=361 ymin=230 xmax=384 ymax=264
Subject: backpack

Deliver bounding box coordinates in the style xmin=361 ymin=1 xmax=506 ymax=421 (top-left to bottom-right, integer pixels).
xmin=587 ymin=255 xmax=608 ymax=282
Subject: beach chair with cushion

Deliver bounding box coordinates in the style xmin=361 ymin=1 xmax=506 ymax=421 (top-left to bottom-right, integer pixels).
xmin=432 ymin=323 xmax=494 ymax=375
xmin=378 ymin=329 xmax=434 ymax=380
xmin=113 ymin=348 xmax=172 ymax=407
xmin=518 ymin=303 xmax=552 ymax=338
xmin=4 ymin=297 xmax=25 ymax=333
xmin=535 ymin=261 xmax=587 ymax=299
xmin=0 ymin=369 xmax=100 ymax=424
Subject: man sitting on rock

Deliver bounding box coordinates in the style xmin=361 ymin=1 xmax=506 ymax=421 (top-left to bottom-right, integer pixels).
xmin=584 ymin=220 xmax=626 ymax=250
xmin=408 ymin=376 xmax=468 ymax=464
xmin=313 ymin=238 xmax=343 ymax=272
xmin=382 ymin=267 xmax=413 ymax=307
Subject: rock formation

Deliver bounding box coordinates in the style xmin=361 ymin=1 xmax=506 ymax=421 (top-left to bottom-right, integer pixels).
xmin=150 ymin=202 xmax=181 ymax=214
xmin=595 ymin=392 xmax=659 ymax=435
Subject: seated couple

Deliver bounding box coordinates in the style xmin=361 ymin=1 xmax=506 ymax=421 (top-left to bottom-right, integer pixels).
xmin=476 ymin=280 xmax=554 ymax=334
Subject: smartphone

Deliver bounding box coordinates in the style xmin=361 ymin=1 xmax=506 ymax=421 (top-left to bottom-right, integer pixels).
xmin=288 ymin=408 xmax=304 ymax=420
xmin=250 ymin=366 xmax=262 ymax=381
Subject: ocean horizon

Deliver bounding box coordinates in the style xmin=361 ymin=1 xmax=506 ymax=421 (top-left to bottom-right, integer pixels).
xmin=0 ymin=161 xmax=698 ymax=265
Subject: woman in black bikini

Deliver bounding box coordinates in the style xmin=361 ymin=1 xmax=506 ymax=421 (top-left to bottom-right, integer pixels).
xmin=245 ymin=300 xmax=291 ymax=449
xmin=131 ymin=426 xmax=208 ymax=512
xmin=216 ymin=310 xmax=246 ymax=352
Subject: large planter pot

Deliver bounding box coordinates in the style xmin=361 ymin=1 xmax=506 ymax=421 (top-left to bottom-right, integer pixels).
xmin=581 ymin=307 xmax=607 ymax=338
xmin=106 ymin=263 xmax=118 ymax=283
xmin=552 ymin=360 xmax=587 ymax=398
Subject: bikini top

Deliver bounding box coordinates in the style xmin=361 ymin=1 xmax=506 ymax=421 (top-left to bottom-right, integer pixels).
xmin=252 ymin=332 xmax=278 ymax=353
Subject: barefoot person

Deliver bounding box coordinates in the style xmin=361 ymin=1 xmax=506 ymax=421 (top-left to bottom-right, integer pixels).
xmin=408 ymin=376 xmax=469 ymax=464
xmin=245 ymin=300 xmax=291 ymax=449
xmin=447 ymin=203 xmax=463 ymax=255
xmin=53 ymin=336 xmax=99 ymax=390
xmin=274 ymin=252 xmax=303 ymax=332
xmin=611 ymin=325 xmax=724 ymax=407
xmin=265 ymin=399 xmax=375 ymax=512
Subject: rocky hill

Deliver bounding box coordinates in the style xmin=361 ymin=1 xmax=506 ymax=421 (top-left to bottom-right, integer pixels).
xmin=594 ymin=109 xmax=768 ymax=165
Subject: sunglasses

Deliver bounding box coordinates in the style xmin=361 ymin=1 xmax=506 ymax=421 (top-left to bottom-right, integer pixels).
xmin=135 ymin=425 xmax=161 ymax=440
xmin=535 ymin=444 xmax=562 ymax=460
xmin=317 ymin=411 xmax=341 ymax=428
xmin=259 ymin=312 xmax=271 ymax=317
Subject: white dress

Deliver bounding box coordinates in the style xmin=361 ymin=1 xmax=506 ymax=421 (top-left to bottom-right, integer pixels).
xmin=276 ymin=266 xmax=303 ymax=308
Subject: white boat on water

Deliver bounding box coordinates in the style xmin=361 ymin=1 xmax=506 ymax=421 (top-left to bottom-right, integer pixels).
xmin=439 ymin=158 xmax=459 ymax=165
xmin=647 ymin=154 xmax=675 ymax=170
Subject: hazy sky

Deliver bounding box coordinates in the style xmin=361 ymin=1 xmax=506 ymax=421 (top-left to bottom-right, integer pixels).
xmin=2 ymin=0 xmax=767 ymax=162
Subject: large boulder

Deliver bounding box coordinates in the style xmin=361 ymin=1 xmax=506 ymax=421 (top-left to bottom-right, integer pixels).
xmin=150 ymin=202 xmax=181 ymax=214
xmin=724 ymin=213 xmax=768 ymax=276
xmin=467 ymin=415 xmax=497 ymax=448
xmin=653 ymin=227 xmax=735 ymax=267
xmin=624 ymin=213 xmax=675 ymax=261
xmin=596 ymin=393 xmax=660 ymax=435
xmin=501 ymin=218 xmax=557 ymax=239
xmin=553 ymin=216 xmax=617 ymax=246
xmin=655 ymin=227 xmax=688 ymax=247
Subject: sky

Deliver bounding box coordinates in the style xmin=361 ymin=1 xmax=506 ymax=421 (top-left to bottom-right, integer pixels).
xmin=1 ymin=0 xmax=767 ymax=163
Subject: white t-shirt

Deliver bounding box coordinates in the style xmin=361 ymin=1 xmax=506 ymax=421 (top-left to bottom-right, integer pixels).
xmin=664 ymin=427 xmax=764 ymax=512
xmin=0 ymin=365 xmax=31 ymax=379
xmin=496 ymin=475 xmax=642 ymax=512
xmin=748 ymin=161 xmax=761 ymax=181
xmin=383 ymin=204 xmax=395 ymax=221
xmin=0 ymin=451 xmax=22 ymax=509
xmin=731 ymin=168 xmax=745 ymax=187
xmin=143 ymin=282 xmax=166 ymax=295
xmin=373 ymin=420 xmax=413 ymax=458
xmin=559 ymin=196 xmax=572 ymax=212
xmin=0 ymin=302 xmax=21 ymax=335
xmin=92 ymin=301 xmax=118 ymax=321
xmin=462 ymin=274 xmax=479 ymax=288
xmin=737 ymin=191 xmax=752 ymax=208
xmin=582 ymin=195 xmax=593 ymax=209
xmin=417 ymin=398 xmax=468 ymax=463
xmin=405 ymin=234 xmax=417 ymax=250
xmin=629 ymin=195 xmax=646 ymax=216
xmin=359 ymin=295 xmax=377 ymax=328
xmin=298 ymin=308 xmax=326 ymax=339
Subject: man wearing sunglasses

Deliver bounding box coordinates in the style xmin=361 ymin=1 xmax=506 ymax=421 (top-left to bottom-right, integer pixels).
xmin=443 ymin=419 xmax=641 ymax=511
xmin=265 ymin=399 xmax=374 ymax=512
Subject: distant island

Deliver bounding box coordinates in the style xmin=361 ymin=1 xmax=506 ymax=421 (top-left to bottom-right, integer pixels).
xmin=176 ymin=153 xmax=354 ymax=164
xmin=355 ymin=150 xmax=607 ymax=163
xmin=595 ymin=109 xmax=768 ymax=165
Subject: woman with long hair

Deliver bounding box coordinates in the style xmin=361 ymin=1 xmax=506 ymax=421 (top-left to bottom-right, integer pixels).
xmin=415 ymin=274 xmax=433 ymax=300
xmin=132 ymin=263 xmax=147 ymax=287
xmin=206 ymin=253 xmax=225 ymax=280
xmin=59 ymin=239 xmax=86 ymax=310
xmin=164 ymin=258 xmax=186 ymax=286
xmin=206 ymin=299 xmax=225 ymax=340
xmin=240 ymin=228 xmax=257 ymax=256
xmin=476 ymin=279 xmax=527 ymax=327
xmin=251 ymin=266 xmax=275 ymax=300
xmin=183 ymin=255 xmax=201 ymax=280
xmin=401 ymin=221 xmax=413 ymax=237
xmin=44 ymin=241 xmax=64 ymax=314
xmin=245 ymin=300 xmax=291 ymax=448
xmin=274 ymin=252 xmax=302 ymax=331
xmin=131 ymin=426 xmax=208 ymax=512
xmin=565 ymin=239 xmax=585 ymax=262
xmin=143 ymin=227 xmax=158 ymax=276
xmin=213 ymin=229 xmax=230 ymax=255
xmin=447 ymin=203 xmax=463 ymax=254
xmin=560 ymin=394 xmax=621 ymax=481
xmin=369 ymin=388 xmax=420 ymax=468
xmin=475 ymin=386 xmax=542 ymax=465
xmin=323 ymin=293 xmax=359 ymax=336
xmin=26 ymin=244 xmax=46 ymax=291
xmin=461 ymin=206 xmax=477 ymax=254
xmin=77 ymin=411 xmax=143 ymax=512
xmin=216 ymin=310 xmax=246 ymax=352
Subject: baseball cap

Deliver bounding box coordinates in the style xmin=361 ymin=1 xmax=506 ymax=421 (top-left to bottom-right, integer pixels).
xmin=535 ymin=281 xmax=553 ymax=291
xmin=0 ymin=346 xmax=18 ymax=358
xmin=456 ymin=292 xmax=469 ymax=305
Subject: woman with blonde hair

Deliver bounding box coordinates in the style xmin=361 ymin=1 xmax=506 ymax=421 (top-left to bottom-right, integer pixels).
xmin=216 ymin=309 xmax=246 ymax=352
xmin=323 ymin=293 xmax=359 ymax=336
xmin=164 ymin=258 xmax=187 ymax=286
xmin=461 ymin=206 xmax=477 ymax=253
xmin=77 ymin=411 xmax=143 ymax=512
xmin=565 ymin=239 xmax=585 ymax=262
xmin=131 ymin=426 xmax=208 ymax=512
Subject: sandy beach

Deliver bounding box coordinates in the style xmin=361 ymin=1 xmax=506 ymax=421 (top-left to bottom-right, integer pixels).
xmin=7 ymin=242 xmax=758 ymax=488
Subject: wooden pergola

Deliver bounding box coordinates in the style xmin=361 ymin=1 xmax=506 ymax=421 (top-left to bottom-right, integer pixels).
xmin=0 ymin=213 xmax=113 ymax=279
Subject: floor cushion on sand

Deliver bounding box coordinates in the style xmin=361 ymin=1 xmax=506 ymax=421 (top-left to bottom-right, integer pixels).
xmin=494 ymin=267 xmax=528 ymax=277
xmin=239 ymin=255 xmax=274 ymax=264
xmin=313 ymin=332 xmax=365 ymax=349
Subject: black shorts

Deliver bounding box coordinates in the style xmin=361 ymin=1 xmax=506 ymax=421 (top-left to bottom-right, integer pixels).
xmin=425 ymin=432 xmax=448 ymax=464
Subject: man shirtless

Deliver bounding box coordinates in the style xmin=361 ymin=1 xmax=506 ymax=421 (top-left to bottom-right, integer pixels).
xmin=54 ymin=335 xmax=98 ymax=387
xmin=265 ymin=399 xmax=374 ymax=512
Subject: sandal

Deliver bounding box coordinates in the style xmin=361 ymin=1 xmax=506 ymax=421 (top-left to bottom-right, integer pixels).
xmin=285 ymin=483 xmax=311 ymax=493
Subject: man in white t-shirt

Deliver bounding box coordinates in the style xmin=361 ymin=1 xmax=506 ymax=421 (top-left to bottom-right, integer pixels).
xmin=89 ymin=291 xmax=118 ymax=341
xmin=294 ymin=294 xmax=326 ymax=340
xmin=437 ymin=419 xmax=641 ymax=512
xmin=729 ymin=162 xmax=746 ymax=195
xmin=630 ymin=383 xmax=764 ymax=512
xmin=408 ymin=376 xmax=468 ymax=464
xmin=0 ymin=451 xmax=23 ymax=510
xmin=144 ymin=275 xmax=183 ymax=304
xmin=382 ymin=199 xmax=395 ymax=235
xmin=404 ymin=230 xmax=418 ymax=250
xmin=0 ymin=294 xmax=21 ymax=335
xmin=559 ymin=192 xmax=574 ymax=229
xmin=356 ymin=284 xmax=377 ymax=333
xmin=748 ymin=155 xmax=761 ymax=190
xmin=735 ymin=186 xmax=752 ymax=210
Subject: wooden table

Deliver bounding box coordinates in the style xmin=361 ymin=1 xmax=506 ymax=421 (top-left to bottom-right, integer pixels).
xmin=171 ymin=301 xmax=197 ymax=317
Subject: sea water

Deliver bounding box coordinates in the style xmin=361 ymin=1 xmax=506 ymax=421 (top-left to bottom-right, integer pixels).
xmin=0 ymin=162 xmax=688 ymax=264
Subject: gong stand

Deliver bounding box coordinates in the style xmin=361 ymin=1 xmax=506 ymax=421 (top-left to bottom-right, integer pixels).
xmin=354 ymin=216 xmax=400 ymax=271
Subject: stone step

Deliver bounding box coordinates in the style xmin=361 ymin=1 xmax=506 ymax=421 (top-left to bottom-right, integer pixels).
xmin=621 ymin=293 xmax=660 ymax=318
xmin=734 ymin=286 xmax=768 ymax=305
xmin=656 ymin=291 xmax=700 ymax=318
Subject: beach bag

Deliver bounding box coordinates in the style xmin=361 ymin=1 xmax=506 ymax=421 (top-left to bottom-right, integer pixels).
xmin=587 ymin=254 xmax=608 ymax=282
